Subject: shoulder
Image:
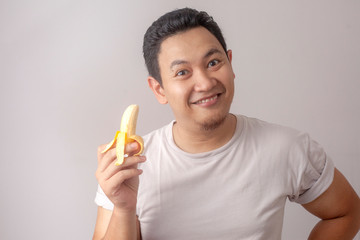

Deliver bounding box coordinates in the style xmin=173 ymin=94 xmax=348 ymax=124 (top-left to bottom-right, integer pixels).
xmin=239 ymin=115 xmax=327 ymax=164
xmin=240 ymin=115 xmax=304 ymax=145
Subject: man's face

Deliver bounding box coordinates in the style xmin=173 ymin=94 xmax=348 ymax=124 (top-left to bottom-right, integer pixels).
xmin=156 ymin=26 xmax=235 ymax=131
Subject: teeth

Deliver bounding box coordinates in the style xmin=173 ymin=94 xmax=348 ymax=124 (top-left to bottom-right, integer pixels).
xmin=196 ymin=94 xmax=218 ymax=104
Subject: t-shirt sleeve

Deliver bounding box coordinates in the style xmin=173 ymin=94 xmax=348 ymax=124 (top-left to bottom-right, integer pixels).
xmin=287 ymin=133 xmax=335 ymax=204
xmin=94 ymin=185 xmax=114 ymax=211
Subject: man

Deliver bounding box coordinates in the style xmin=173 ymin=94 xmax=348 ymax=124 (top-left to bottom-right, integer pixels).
xmin=93 ymin=8 xmax=360 ymax=240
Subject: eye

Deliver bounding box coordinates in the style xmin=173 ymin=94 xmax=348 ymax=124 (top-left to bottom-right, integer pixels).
xmin=208 ymin=59 xmax=220 ymax=68
xmin=176 ymin=69 xmax=189 ymax=77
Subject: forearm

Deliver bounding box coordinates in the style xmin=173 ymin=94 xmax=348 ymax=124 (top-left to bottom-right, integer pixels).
xmin=308 ymin=214 xmax=360 ymax=240
xmin=102 ymin=207 xmax=138 ymax=240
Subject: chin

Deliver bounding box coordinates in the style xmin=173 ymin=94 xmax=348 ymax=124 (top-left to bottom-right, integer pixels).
xmin=199 ymin=112 xmax=228 ymax=131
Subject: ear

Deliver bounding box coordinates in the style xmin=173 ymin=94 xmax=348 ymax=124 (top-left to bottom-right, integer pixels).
xmin=227 ymin=49 xmax=233 ymax=63
xmin=227 ymin=49 xmax=236 ymax=78
xmin=147 ymin=76 xmax=168 ymax=104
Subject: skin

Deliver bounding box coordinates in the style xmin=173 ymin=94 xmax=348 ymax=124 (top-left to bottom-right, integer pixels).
xmin=303 ymin=169 xmax=360 ymax=239
xmin=93 ymin=142 xmax=143 ymax=240
xmin=148 ymin=27 xmax=237 ymax=153
xmin=93 ymin=27 xmax=360 ymax=239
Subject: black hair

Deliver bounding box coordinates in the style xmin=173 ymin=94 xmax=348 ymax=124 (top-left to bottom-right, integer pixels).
xmin=143 ymin=7 xmax=227 ymax=85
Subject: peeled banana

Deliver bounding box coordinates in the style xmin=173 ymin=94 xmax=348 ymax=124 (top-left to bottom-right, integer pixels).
xmin=102 ymin=104 xmax=144 ymax=165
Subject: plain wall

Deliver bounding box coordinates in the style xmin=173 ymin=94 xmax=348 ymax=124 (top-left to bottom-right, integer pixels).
xmin=0 ymin=0 xmax=359 ymax=239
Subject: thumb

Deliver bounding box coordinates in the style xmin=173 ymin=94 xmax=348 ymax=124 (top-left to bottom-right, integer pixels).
xmin=125 ymin=141 xmax=141 ymax=156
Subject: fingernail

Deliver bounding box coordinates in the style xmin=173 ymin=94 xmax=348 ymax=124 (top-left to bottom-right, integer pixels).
xmin=139 ymin=156 xmax=146 ymax=161
xmin=130 ymin=142 xmax=138 ymax=150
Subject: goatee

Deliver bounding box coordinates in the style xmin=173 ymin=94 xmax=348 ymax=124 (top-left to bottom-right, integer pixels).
xmin=200 ymin=114 xmax=227 ymax=131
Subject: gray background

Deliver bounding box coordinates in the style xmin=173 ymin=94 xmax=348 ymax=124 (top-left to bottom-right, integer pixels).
xmin=1 ymin=0 xmax=359 ymax=239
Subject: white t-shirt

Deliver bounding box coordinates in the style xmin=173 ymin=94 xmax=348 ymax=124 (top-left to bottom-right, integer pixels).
xmin=95 ymin=115 xmax=334 ymax=240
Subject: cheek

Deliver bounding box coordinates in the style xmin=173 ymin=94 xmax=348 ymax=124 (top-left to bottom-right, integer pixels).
xmin=220 ymin=68 xmax=235 ymax=88
xmin=222 ymin=69 xmax=235 ymax=99
xmin=164 ymin=82 xmax=191 ymax=105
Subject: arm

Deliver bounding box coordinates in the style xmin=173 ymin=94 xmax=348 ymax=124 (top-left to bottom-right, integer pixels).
xmin=92 ymin=142 xmax=145 ymax=240
xmin=302 ymin=168 xmax=360 ymax=239
xmin=92 ymin=207 xmax=141 ymax=240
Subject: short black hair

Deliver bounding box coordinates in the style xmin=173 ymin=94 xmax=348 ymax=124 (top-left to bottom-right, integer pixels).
xmin=143 ymin=7 xmax=227 ymax=85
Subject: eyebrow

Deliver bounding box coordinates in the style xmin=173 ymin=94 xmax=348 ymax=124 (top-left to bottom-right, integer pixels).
xmin=169 ymin=48 xmax=224 ymax=70
xmin=203 ymin=48 xmax=223 ymax=59
xmin=170 ymin=59 xmax=189 ymax=70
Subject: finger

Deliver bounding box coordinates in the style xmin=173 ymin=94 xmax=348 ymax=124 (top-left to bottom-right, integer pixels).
xmin=97 ymin=148 xmax=117 ymax=173
xmin=97 ymin=144 xmax=107 ymax=160
xmin=125 ymin=141 xmax=141 ymax=156
xmin=97 ymin=143 xmax=115 ymax=162
xmin=119 ymin=155 xmax=146 ymax=170
xmin=102 ymin=155 xmax=146 ymax=181
xmin=106 ymin=168 xmax=143 ymax=189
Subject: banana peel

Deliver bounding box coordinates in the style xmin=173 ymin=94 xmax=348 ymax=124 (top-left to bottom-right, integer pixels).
xmin=102 ymin=104 xmax=144 ymax=165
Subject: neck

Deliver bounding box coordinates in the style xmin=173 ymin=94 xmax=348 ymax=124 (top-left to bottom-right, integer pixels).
xmin=172 ymin=113 xmax=238 ymax=153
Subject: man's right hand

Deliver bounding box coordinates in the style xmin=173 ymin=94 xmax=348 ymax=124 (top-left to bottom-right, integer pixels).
xmin=95 ymin=141 xmax=146 ymax=212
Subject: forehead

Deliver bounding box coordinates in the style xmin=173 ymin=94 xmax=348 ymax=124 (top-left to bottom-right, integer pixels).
xmin=158 ymin=27 xmax=225 ymax=66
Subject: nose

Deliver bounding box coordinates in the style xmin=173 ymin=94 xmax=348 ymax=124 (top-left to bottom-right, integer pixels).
xmin=193 ymin=69 xmax=217 ymax=92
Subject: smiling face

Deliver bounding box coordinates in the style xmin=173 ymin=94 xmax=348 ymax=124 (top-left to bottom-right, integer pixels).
xmin=148 ymin=26 xmax=235 ymax=132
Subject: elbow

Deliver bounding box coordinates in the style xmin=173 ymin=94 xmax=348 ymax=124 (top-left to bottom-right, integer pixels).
xmin=354 ymin=197 xmax=360 ymax=230
xmin=348 ymin=195 xmax=360 ymax=236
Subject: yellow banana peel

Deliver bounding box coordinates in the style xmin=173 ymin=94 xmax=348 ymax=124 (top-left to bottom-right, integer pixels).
xmin=102 ymin=104 xmax=144 ymax=165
